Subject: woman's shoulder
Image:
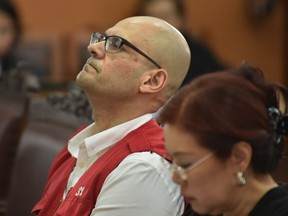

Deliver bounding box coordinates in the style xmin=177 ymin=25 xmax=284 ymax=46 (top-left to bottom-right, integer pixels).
xmin=250 ymin=184 xmax=288 ymax=216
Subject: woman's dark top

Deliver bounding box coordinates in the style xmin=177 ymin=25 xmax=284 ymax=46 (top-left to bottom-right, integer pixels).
xmin=249 ymin=184 xmax=288 ymax=216
xmin=182 ymin=184 xmax=288 ymax=216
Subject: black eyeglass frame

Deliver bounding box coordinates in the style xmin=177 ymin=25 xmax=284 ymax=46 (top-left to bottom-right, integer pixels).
xmin=90 ymin=32 xmax=161 ymax=69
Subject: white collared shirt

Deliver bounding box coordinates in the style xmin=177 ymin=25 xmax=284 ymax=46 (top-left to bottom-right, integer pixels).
xmin=66 ymin=114 xmax=184 ymax=216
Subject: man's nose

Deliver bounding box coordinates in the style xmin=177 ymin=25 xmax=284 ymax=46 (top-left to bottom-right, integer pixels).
xmin=87 ymin=41 xmax=105 ymax=58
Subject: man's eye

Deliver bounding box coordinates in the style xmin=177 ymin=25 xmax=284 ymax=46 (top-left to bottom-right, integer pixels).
xmin=110 ymin=38 xmax=122 ymax=49
xmin=95 ymin=33 xmax=105 ymax=41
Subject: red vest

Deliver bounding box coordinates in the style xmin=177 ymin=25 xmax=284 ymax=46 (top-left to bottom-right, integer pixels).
xmin=32 ymin=119 xmax=167 ymax=216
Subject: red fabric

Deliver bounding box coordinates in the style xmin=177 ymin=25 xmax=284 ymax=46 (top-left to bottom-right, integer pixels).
xmin=32 ymin=119 xmax=167 ymax=216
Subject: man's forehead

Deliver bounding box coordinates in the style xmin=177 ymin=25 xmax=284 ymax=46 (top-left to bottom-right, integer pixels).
xmin=111 ymin=16 xmax=162 ymax=30
xmin=106 ymin=21 xmax=154 ymax=39
xmin=117 ymin=16 xmax=157 ymax=25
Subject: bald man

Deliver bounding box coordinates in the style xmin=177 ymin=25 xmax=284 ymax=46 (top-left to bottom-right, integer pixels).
xmin=32 ymin=16 xmax=191 ymax=216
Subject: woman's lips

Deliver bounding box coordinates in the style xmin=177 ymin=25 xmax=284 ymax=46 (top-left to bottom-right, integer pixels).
xmin=185 ymin=196 xmax=195 ymax=203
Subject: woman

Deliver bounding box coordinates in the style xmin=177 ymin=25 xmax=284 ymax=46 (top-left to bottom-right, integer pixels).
xmin=0 ymin=0 xmax=40 ymax=92
xmin=0 ymin=0 xmax=21 ymax=75
xmin=158 ymin=65 xmax=288 ymax=216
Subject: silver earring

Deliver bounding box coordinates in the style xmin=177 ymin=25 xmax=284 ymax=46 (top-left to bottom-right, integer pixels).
xmin=237 ymin=172 xmax=246 ymax=185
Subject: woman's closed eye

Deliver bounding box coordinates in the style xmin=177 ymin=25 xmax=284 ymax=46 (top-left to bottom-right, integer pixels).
xmin=173 ymin=161 xmax=193 ymax=169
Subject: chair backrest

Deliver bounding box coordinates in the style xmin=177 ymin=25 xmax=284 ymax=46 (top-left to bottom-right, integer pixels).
xmin=0 ymin=92 xmax=29 ymax=202
xmin=5 ymin=120 xmax=76 ymax=216
xmin=6 ymin=98 xmax=89 ymax=216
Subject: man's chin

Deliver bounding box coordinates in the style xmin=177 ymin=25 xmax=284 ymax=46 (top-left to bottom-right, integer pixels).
xmin=76 ymin=71 xmax=86 ymax=86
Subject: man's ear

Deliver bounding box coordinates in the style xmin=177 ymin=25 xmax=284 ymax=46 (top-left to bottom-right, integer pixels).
xmin=139 ymin=69 xmax=168 ymax=93
xmin=230 ymin=141 xmax=252 ymax=172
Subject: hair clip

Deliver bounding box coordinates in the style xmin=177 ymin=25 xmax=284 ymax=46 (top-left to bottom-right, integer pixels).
xmin=268 ymin=107 xmax=288 ymax=145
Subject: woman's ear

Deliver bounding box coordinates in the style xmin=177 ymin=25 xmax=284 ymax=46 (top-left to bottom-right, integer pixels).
xmin=230 ymin=141 xmax=252 ymax=172
xmin=139 ymin=69 xmax=168 ymax=93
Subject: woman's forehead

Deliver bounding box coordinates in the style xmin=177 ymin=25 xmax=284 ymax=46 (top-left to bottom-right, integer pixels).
xmin=164 ymin=125 xmax=201 ymax=150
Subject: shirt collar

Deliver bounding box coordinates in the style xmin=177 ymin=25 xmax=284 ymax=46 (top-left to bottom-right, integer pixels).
xmin=68 ymin=114 xmax=153 ymax=158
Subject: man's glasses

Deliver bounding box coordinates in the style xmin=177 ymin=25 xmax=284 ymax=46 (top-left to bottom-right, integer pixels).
xmin=90 ymin=32 xmax=161 ymax=69
xmin=162 ymin=152 xmax=215 ymax=181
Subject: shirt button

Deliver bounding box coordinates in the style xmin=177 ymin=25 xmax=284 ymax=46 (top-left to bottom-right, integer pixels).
xmin=79 ymin=162 xmax=85 ymax=168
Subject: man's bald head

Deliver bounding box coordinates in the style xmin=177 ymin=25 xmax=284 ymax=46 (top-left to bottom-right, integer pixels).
xmin=113 ymin=16 xmax=191 ymax=96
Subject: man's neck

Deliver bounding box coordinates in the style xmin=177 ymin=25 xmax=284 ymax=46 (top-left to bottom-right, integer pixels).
xmin=91 ymin=108 xmax=148 ymax=133
xmin=89 ymin=97 xmax=155 ymax=132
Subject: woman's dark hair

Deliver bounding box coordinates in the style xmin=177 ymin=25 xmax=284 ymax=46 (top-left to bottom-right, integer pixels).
xmin=158 ymin=65 xmax=288 ymax=174
xmin=0 ymin=0 xmax=22 ymax=46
